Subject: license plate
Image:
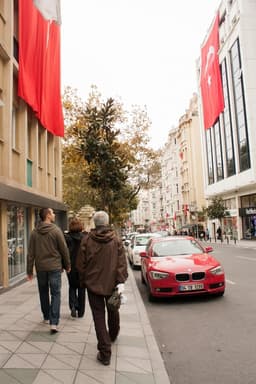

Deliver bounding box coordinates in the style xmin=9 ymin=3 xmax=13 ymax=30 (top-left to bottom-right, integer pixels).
xmin=179 ymin=283 xmax=204 ymax=291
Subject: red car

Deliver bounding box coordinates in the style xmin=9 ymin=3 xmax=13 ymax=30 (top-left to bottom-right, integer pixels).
xmin=140 ymin=236 xmax=225 ymax=301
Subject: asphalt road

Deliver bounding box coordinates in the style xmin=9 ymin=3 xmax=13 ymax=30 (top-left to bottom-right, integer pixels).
xmin=133 ymin=243 xmax=256 ymax=384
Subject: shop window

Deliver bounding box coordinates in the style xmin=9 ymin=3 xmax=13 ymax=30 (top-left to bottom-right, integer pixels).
xmin=7 ymin=206 xmax=27 ymax=280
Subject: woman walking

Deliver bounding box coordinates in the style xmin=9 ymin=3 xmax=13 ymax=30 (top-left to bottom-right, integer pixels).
xmin=65 ymin=218 xmax=86 ymax=318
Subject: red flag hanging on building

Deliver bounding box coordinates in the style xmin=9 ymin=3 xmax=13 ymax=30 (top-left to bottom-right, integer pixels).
xmin=18 ymin=0 xmax=64 ymax=137
xmin=200 ymin=14 xmax=224 ymax=130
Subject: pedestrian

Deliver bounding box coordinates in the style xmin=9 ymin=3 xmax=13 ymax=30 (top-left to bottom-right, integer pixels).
xmin=216 ymin=226 xmax=222 ymax=240
xmin=205 ymin=228 xmax=210 ymax=241
xmin=64 ymin=218 xmax=86 ymax=318
xmin=76 ymin=210 xmax=128 ymax=366
xmin=27 ymin=208 xmax=71 ymax=334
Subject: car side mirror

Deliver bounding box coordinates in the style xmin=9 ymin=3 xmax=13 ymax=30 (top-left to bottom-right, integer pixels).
xmin=205 ymin=246 xmax=213 ymax=253
xmin=140 ymin=251 xmax=148 ymax=258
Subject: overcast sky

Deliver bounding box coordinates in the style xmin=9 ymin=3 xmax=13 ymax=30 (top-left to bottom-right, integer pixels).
xmin=61 ymin=0 xmax=220 ymax=149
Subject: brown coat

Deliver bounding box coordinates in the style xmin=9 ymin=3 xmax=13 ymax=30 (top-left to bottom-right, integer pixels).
xmin=76 ymin=227 xmax=128 ymax=296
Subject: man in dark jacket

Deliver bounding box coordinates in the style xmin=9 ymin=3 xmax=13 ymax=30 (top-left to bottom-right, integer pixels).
xmin=27 ymin=208 xmax=70 ymax=334
xmin=76 ymin=210 xmax=128 ymax=366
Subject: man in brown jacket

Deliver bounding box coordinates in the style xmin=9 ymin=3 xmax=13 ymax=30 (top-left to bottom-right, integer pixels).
xmin=76 ymin=210 xmax=128 ymax=366
xmin=27 ymin=208 xmax=70 ymax=334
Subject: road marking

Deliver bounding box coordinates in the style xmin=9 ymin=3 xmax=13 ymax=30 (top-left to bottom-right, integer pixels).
xmin=226 ymin=279 xmax=236 ymax=285
xmin=237 ymin=256 xmax=256 ymax=262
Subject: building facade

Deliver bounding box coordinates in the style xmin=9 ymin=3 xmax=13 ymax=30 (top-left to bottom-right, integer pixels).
xmin=0 ymin=1 xmax=67 ymax=288
xmin=198 ymin=0 xmax=256 ymax=240
xmin=176 ymin=94 xmax=206 ymax=232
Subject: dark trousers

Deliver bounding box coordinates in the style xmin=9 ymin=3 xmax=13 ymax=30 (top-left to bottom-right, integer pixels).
xmin=69 ymin=285 xmax=86 ymax=317
xmin=36 ymin=270 xmax=61 ymax=326
xmin=87 ymin=290 xmax=120 ymax=360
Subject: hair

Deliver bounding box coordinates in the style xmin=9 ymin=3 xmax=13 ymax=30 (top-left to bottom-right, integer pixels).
xmin=39 ymin=208 xmax=51 ymax=221
xmin=69 ymin=217 xmax=83 ymax=233
xmin=93 ymin=211 xmax=109 ymax=227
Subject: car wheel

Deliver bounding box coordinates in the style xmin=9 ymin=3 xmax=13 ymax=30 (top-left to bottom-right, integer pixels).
xmin=146 ymin=281 xmax=156 ymax=302
xmin=141 ymin=270 xmax=146 ymax=285
xmin=148 ymin=290 xmax=156 ymax=302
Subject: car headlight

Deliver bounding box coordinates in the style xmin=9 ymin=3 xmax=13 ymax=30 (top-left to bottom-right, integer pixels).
xmin=210 ymin=266 xmax=224 ymax=275
xmin=149 ymin=271 xmax=169 ymax=280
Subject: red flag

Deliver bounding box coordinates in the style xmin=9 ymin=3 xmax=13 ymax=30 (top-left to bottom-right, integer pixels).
xmin=200 ymin=14 xmax=224 ymax=130
xmin=18 ymin=0 xmax=64 ymax=137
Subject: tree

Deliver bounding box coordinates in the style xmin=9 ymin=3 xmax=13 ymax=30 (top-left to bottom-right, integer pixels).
xmin=205 ymin=197 xmax=229 ymax=221
xmin=62 ymin=86 xmax=161 ymax=225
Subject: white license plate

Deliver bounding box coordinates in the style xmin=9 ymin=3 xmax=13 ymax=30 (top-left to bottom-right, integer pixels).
xmin=179 ymin=283 xmax=204 ymax=291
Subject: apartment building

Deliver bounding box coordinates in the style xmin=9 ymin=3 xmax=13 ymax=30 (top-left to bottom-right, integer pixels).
xmin=0 ymin=1 xmax=67 ymax=288
xmin=176 ymin=94 xmax=206 ymax=230
xmin=198 ymin=0 xmax=256 ymax=240
xmin=161 ymin=127 xmax=180 ymax=232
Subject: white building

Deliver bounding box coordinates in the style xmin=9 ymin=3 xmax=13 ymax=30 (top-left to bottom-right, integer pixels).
xmin=198 ymin=0 xmax=256 ymax=240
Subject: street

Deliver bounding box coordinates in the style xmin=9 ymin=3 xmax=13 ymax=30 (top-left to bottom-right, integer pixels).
xmin=133 ymin=243 xmax=256 ymax=384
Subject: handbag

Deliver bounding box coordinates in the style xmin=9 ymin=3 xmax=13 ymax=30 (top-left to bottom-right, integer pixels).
xmin=107 ymin=288 xmax=121 ymax=311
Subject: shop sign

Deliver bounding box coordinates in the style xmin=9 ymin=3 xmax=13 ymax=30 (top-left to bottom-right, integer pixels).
xmin=225 ymin=209 xmax=238 ymax=217
xmin=239 ymin=207 xmax=256 ymax=216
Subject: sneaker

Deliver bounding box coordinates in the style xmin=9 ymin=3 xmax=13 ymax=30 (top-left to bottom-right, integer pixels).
xmin=97 ymin=352 xmax=110 ymax=366
xmin=50 ymin=325 xmax=59 ymax=334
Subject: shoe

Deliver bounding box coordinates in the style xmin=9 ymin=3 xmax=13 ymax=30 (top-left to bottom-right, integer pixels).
xmin=97 ymin=352 xmax=110 ymax=366
xmin=71 ymin=308 xmax=76 ymax=318
xmin=50 ymin=325 xmax=59 ymax=334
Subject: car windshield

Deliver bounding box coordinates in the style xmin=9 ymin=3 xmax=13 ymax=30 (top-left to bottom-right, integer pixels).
xmin=135 ymin=236 xmax=152 ymax=246
xmin=152 ymin=239 xmax=204 ymax=257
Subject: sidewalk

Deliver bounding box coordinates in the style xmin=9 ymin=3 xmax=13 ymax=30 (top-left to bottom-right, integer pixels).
xmin=207 ymin=238 xmax=256 ymax=250
xmin=0 ymin=265 xmax=170 ymax=384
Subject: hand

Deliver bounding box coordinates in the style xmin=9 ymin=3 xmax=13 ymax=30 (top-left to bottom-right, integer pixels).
xmin=27 ymin=274 xmax=33 ymax=281
xmin=116 ymin=283 xmax=125 ymax=294
xmin=66 ymin=267 xmax=71 ymax=273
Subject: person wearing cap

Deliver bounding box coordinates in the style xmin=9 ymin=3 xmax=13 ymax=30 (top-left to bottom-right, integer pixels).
xmin=76 ymin=210 xmax=128 ymax=366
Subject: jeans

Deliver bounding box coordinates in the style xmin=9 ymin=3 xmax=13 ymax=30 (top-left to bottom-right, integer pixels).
xmin=36 ymin=270 xmax=62 ymax=326
xmin=87 ymin=290 xmax=120 ymax=360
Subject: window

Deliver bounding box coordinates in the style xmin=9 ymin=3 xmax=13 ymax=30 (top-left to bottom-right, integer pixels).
xmin=7 ymin=206 xmax=27 ymax=280
xmin=12 ymin=76 xmax=20 ymax=150
xmin=221 ymin=59 xmax=235 ymax=177
xmin=13 ymin=0 xmax=19 ymax=61
xmin=230 ymin=39 xmax=250 ymax=172
xmin=0 ymin=88 xmax=3 ymax=138
xmin=214 ymin=120 xmax=224 ymax=181
xmin=206 ymin=128 xmax=214 ymax=184
xmin=38 ymin=125 xmax=45 ymax=167
xmin=27 ymin=108 xmax=33 ymax=159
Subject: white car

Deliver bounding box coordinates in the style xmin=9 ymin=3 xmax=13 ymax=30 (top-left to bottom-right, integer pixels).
xmin=127 ymin=232 xmax=162 ymax=269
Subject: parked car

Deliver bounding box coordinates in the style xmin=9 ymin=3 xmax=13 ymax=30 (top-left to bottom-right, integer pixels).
xmin=140 ymin=236 xmax=225 ymax=301
xmin=127 ymin=232 xmax=162 ymax=269
xmin=123 ymin=232 xmax=138 ymax=259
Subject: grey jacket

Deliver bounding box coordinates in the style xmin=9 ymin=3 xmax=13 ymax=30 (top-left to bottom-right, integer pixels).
xmin=27 ymin=222 xmax=70 ymax=275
